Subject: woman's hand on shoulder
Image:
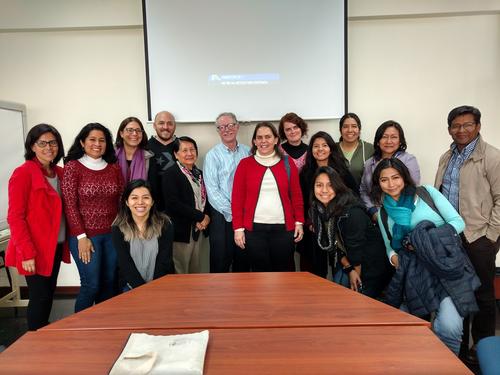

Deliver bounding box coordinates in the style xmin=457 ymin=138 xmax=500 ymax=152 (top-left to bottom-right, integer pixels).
xmin=22 ymin=259 xmax=35 ymax=273
xmin=390 ymin=254 xmax=399 ymax=269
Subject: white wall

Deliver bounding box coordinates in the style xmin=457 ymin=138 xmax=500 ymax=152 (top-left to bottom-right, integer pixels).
xmin=1 ymin=0 xmax=499 ymax=285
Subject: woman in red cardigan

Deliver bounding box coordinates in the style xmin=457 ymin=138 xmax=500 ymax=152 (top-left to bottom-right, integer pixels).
xmin=232 ymin=122 xmax=304 ymax=271
xmin=6 ymin=124 xmax=71 ymax=330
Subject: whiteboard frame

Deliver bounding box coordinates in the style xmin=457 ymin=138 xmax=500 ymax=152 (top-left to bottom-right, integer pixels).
xmin=0 ymin=101 xmax=27 ymax=231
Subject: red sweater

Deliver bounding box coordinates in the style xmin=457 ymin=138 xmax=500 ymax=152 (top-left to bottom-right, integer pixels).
xmin=231 ymin=156 xmax=304 ymax=231
xmin=6 ymin=160 xmax=71 ymax=276
xmin=61 ymin=160 xmax=124 ymax=237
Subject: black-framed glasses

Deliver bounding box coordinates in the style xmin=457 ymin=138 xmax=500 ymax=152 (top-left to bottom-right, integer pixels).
xmin=449 ymin=122 xmax=476 ymax=132
xmin=35 ymin=140 xmax=58 ymax=148
xmin=124 ymin=128 xmax=143 ymax=134
xmin=217 ymin=123 xmax=237 ymax=131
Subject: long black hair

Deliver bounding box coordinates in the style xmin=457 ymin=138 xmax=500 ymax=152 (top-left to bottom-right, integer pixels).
xmin=64 ymin=123 xmax=117 ymax=164
xmin=372 ymin=120 xmax=407 ymax=160
xmin=310 ymin=166 xmax=360 ymax=218
xmin=302 ymin=131 xmax=351 ymax=181
xmin=113 ymin=179 xmax=170 ymax=241
xmin=370 ymin=157 xmax=416 ymax=205
xmin=24 ymin=123 xmax=65 ymax=164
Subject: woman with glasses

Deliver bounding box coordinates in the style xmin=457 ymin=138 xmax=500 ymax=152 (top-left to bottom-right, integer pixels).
xmin=62 ymin=123 xmax=124 ymax=312
xmin=360 ymin=120 xmax=421 ymax=221
xmin=278 ymin=112 xmax=309 ymax=172
xmin=115 ymin=117 xmax=153 ymax=183
xmin=6 ymin=124 xmax=71 ymax=330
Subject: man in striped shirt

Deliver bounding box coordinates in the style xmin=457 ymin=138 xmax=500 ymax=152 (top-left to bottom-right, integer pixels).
xmin=204 ymin=112 xmax=251 ymax=273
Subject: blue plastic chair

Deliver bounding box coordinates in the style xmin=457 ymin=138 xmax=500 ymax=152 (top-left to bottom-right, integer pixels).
xmin=477 ymin=336 xmax=500 ymax=375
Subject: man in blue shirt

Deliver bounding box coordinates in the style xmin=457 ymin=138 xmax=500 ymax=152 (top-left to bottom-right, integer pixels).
xmin=204 ymin=112 xmax=250 ymax=272
xmin=435 ymin=105 xmax=500 ymax=362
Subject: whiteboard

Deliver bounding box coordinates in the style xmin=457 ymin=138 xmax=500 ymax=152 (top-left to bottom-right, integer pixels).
xmin=0 ymin=101 xmax=27 ymax=231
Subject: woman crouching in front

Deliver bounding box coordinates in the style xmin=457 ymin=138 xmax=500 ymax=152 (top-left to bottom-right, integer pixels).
xmin=371 ymin=158 xmax=480 ymax=355
xmin=232 ymin=122 xmax=304 ymax=271
xmin=309 ymin=166 xmax=392 ymax=298
xmin=112 ymin=179 xmax=174 ymax=291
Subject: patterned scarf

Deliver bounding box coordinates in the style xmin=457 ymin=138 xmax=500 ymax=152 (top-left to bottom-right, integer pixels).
xmin=178 ymin=161 xmax=207 ymax=209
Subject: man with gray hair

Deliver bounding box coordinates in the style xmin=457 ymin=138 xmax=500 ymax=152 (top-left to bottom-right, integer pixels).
xmin=204 ymin=112 xmax=250 ymax=272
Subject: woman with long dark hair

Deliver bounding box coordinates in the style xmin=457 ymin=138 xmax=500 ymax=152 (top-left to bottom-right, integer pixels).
xmin=299 ymin=131 xmax=358 ymax=276
xmin=309 ymin=166 xmax=392 ymax=297
xmin=232 ymin=122 xmax=304 ymax=272
xmin=371 ymin=158 xmax=479 ymax=355
xmin=6 ymin=124 xmax=70 ymax=330
xmin=360 ymin=120 xmax=420 ymax=220
xmin=338 ymin=113 xmax=374 ymax=186
xmin=115 ymin=116 xmax=154 ymax=183
xmin=62 ymin=123 xmax=124 ymax=312
xmin=112 ymin=179 xmax=174 ymax=290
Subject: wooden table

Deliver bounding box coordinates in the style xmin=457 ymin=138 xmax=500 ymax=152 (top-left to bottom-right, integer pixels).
xmin=43 ymin=272 xmax=428 ymax=331
xmin=0 ymin=326 xmax=471 ymax=374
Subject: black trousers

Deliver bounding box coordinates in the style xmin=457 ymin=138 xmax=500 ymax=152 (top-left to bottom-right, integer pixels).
xmin=209 ymin=209 xmax=250 ymax=273
xmin=245 ymin=224 xmax=294 ymax=272
xmin=463 ymin=235 xmax=500 ymax=343
xmin=24 ymin=244 xmax=63 ymax=331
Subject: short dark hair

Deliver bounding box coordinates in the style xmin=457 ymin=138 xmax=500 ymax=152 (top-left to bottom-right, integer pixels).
xmin=173 ymin=136 xmax=198 ymax=155
xmin=370 ymin=157 xmax=416 ymax=205
xmin=115 ymin=116 xmax=148 ymax=149
xmin=373 ymin=120 xmax=407 ymax=159
xmin=447 ymin=105 xmax=481 ymax=127
xmin=278 ymin=112 xmax=308 ymax=141
xmin=64 ymin=123 xmax=117 ymax=164
xmin=250 ymin=122 xmax=283 ymax=158
xmin=311 ymin=166 xmax=359 ymax=217
xmin=24 ymin=123 xmax=65 ymax=164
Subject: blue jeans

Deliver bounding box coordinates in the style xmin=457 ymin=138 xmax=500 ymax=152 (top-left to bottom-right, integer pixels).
xmin=401 ymin=296 xmax=463 ymax=355
xmin=69 ymin=234 xmax=117 ymax=313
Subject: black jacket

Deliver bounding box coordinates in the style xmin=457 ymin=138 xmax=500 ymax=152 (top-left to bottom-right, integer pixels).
xmin=112 ymin=223 xmax=175 ymax=289
xmin=384 ymin=221 xmax=480 ymax=318
xmin=162 ymin=163 xmax=210 ymax=243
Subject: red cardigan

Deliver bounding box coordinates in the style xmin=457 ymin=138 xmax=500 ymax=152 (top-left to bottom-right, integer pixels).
xmin=231 ymin=155 xmax=304 ymax=231
xmin=6 ymin=160 xmax=70 ymax=276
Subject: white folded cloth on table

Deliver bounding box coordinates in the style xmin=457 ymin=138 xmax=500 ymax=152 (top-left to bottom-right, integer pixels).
xmin=109 ymin=330 xmax=209 ymax=375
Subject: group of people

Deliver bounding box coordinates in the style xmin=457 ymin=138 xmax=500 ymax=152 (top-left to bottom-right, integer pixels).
xmin=5 ymin=105 xmax=499 ymax=360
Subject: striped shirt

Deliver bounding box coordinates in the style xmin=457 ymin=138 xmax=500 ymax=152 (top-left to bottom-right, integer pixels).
xmin=203 ymin=142 xmax=250 ymax=222
xmin=441 ymin=136 xmax=479 ymax=211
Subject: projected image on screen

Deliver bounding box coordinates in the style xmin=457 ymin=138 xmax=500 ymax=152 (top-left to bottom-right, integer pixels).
xmin=209 ymin=73 xmax=280 ymax=86
xmin=144 ymin=0 xmax=345 ymax=122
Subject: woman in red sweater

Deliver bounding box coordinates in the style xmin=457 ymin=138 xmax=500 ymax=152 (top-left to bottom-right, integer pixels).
xmin=232 ymin=122 xmax=304 ymax=271
xmin=6 ymin=124 xmax=71 ymax=330
xmin=62 ymin=123 xmax=124 ymax=312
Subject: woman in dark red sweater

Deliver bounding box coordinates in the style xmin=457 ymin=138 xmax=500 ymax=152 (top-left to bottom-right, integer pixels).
xmin=6 ymin=124 xmax=71 ymax=330
xmin=62 ymin=123 xmax=124 ymax=312
xmin=232 ymin=122 xmax=304 ymax=272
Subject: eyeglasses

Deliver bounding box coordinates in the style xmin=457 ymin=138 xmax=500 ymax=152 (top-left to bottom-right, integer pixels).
xmin=124 ymin=128 xmax=143 ymax=134
xmin=35 ymin=140 xmax=58 ymax=148
xmin=449 ymin=122 xmax=476 ymax=132
xmin=217 ymin=123 xmax=237 ymax=131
